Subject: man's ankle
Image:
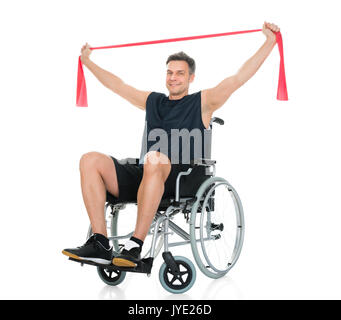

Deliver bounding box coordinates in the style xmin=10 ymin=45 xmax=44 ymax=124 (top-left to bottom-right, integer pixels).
xmin=124 ymin=236 xmax=144 ymax=252
xmin=93 ymin=233 xmax=110 ymax=249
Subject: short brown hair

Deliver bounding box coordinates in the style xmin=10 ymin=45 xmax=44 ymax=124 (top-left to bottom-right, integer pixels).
xmin=166 ymin=51 xmax=196 ymax=75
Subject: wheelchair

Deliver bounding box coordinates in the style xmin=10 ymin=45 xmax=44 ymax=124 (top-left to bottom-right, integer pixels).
xmin=69 ymin=117 xmax=245 ymax=294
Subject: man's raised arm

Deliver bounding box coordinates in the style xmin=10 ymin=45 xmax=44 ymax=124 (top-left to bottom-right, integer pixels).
xmin=81 ymin=43 xmax=151 ymax=110
xmin=202 ymin=22 xmax=280 ymax=113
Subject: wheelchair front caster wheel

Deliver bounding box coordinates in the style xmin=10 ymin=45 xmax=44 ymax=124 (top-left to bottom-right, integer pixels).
xmin=159 ymin=256 xmax=196 ymax=294
xmin=97 ymin=266 xmax=126 ymax=286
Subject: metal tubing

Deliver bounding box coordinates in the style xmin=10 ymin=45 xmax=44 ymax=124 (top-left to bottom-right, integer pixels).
xmin=168 ymin=220 xmax=190 ymax=241
xmin=175 ymin=168 xmax=192 ymax=202
xmin=150 ymin=216 xmax=167 ymax=258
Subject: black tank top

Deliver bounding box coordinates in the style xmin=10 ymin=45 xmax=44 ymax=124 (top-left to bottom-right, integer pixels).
xmin=139 ymin=91 xmax=212 ymax=165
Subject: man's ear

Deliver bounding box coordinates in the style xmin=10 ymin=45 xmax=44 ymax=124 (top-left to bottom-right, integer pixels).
xmin=189 ymin=73 xmax=195 ymax=83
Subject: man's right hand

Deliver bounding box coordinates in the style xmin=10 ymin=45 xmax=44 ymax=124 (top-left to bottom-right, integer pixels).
xmin=79 ymin=42 xmax=150 ymax=110
xmin=80 ymin=43 xmax=92 ymax=64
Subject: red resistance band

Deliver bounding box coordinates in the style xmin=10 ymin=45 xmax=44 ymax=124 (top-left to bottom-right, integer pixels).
xmin=76 ymin=29 xmax=288 ymax=107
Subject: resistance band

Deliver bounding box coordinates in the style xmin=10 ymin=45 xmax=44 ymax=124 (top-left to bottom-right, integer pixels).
xmin=76 ymin=29 xmax=288 ymax=107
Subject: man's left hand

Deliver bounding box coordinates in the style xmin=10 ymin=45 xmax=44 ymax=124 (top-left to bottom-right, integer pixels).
xmin=262 ymin=21 xmax=280 ymax=42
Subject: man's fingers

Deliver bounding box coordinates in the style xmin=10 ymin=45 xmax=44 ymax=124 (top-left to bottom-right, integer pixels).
xmin=81 ymin=43 xmax=91 ymax=54
xmin=265 ymin=22 xmax=280 ymax=32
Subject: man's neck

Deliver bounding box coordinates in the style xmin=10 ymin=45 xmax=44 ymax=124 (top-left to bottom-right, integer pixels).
xmin=168 ymin=91 xmax=188 ymax=100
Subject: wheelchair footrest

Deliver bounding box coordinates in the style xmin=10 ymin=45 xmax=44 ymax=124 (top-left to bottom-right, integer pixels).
xmin=113 ymin=257 xmax=154 ymax=274
xmin=68 ymin=257 xmax=154 ymax=274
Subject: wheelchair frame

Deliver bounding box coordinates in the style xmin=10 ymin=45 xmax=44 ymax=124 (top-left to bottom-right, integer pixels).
xmin=79 ymin=117 xmax=245 ymax=293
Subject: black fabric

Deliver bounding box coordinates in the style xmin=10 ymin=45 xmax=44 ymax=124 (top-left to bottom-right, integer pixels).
xmin=106 ymin=156 xmax=209 ymax=204
xmin=140 ymin=91 xmax=209 ymax=165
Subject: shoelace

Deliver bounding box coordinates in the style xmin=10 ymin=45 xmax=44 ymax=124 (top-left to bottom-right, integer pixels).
xmin=76 ymin=235 xmax=95 ymax=249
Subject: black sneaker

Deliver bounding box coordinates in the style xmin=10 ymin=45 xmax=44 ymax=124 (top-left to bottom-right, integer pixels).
xmin=112 ymin=247 xmax=141 ymax=267
xmin=62 ymin=234 xmax=112 ymax=265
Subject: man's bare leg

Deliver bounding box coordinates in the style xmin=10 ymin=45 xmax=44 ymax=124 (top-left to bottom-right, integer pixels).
xmin=79 ymin=152 xmax=119 ymax=237
xmin=112 ymin=151 xmax=171 ymax=267
xmin=133 ymin=151 xmax=171 ymax=241
xmin=62 ymin=152 xmax=119 ymax=263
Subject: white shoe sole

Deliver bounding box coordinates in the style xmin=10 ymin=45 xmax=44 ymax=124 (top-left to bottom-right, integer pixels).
xmin=62 ymin=250 xmax=111 ymax=265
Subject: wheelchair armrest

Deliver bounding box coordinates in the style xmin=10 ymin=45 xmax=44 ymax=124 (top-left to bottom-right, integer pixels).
xmin=190 ymin=158 xmax=216 ymax=166
xmin=210 ymin=117 xmax=224 ymax=126
xmin=174 ymin=159 xmax=215 ymax=201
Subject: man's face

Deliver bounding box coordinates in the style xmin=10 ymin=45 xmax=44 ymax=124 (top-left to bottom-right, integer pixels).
xmin=166 ymin=60 xmax=195 ymax=97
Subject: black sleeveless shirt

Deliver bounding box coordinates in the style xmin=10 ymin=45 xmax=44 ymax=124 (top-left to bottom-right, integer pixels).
xmin=139 ymin=91 xmax=212 ymax=165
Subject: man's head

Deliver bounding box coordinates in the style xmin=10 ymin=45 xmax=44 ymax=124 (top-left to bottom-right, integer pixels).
xmin=166 ymin=51 xmax=195 ymax=98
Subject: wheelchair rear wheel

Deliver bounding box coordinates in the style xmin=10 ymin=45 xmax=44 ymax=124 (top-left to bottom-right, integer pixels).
xmin=190 ymin=177 xmax=245 ymax=279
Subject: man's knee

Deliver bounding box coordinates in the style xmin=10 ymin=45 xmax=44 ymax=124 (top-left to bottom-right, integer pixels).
xmin=79 ymin=151 xmax=104 ymax=171
xmin=143 ymin=151 xmax=171 ymax=181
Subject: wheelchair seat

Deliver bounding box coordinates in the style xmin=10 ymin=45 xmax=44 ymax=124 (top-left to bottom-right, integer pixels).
xmin=105 ymin=162 xmax=212 ymax=210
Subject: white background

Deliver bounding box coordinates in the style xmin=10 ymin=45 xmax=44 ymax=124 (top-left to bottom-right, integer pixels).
xmin=0 ymin=0 xmax=340 ymax=300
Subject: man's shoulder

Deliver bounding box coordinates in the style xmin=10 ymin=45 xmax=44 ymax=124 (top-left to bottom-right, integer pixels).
xmin=147 ymin=91 xmax=166 ymax=101
xmin=186 ymin=91 xmax=202 ymax=101
xmin=145 ymin=92 xmax=167 ymax=110
xmin=150 ymin=91 xmax=167 ymax=97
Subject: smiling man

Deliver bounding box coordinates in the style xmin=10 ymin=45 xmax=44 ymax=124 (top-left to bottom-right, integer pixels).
xmin=62 ymin=22 xmax=280 ymax=267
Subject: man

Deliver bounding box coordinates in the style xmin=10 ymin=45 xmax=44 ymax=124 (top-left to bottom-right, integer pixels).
xmin=62 ymin=22 xmax=280 ymax=267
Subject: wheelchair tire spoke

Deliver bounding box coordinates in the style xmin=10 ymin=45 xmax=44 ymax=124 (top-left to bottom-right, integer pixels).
xmin=170 ymin=275 xmax=177 ymax=284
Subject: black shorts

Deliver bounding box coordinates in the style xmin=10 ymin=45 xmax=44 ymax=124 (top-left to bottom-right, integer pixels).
xmin=106 ymin=156 xmax=208 ymax=203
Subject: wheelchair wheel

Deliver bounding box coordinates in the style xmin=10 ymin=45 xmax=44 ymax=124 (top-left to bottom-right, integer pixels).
xmin=190 ymin=177 xmax=245 ymax=279
xmin=159 ymin=256 xmax=196 ymax=294
xmin=97 ymin=266 xmax=126 ymax=286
